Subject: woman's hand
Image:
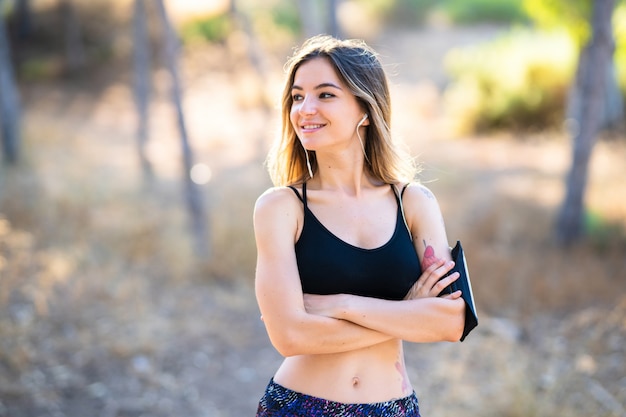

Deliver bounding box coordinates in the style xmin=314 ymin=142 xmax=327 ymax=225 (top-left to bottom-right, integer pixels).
xmin=404 ymin=259 xmax=462 ymax=301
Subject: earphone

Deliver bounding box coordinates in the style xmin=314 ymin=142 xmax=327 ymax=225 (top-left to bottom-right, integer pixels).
xmin=356 ymin=114 xmax=370 ymax=164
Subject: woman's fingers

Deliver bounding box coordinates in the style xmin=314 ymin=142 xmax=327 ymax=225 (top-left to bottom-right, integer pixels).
xmin=434 ymin=271 xmax=460 ymax=295
xmin=405 ymin=259 xmax=458 ymax=299
xmin=440 ymin=290 xmax=462 ymax=300
xmin=424 ymin=260 xmax=455 ymax=290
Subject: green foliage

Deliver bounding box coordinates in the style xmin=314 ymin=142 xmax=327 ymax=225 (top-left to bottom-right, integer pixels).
xmin=269 ymin=0 xmax=301 ymax=35
xmin=180 ymin=1 xmax=300 ymax=46
xmin=443 ymin=28 xmax=577 ymax=134
xmin=19 ymin=58 xmax=63 ymax=81
xmin=354 ymin=0 xmax=525 ymax=26
xmin=523 ymin=0 xmax=591 ymax=46
xmin=180 ymin=12 xmax=233 ymax=43
xmin=441 ymin=1 xmax=626 ymax=135
xmin=522 ymin=1 xmax=626 ymax=115
xmin=584 ymin=210 xmax=626 ymax=251
xmin=614 ymin=4 xmax=626 ymax=95
xmin=238 ymin=0 xmax=300 ymax=46
xmin=440 ymin=0 xmax=527 ymax=24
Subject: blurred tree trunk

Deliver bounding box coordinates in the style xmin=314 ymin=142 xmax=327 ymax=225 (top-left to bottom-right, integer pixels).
xmin=229 ymin=0 xmax=269 ymax=93
xmin=16 ymin=0 xmax=32 ymax=39
xmin=0 ymin=0 xmax=21 ymax=164
xmin=602 ymin=64 xmax=624 ymax=128
xmin=567 ymin=56 xmax=624 ymax=130
xmin=297 ymin=0 xmax=341 ymax=38
xmin=132 ymin=0 xmax=154 ymax=182
xmin=327 ymin=0 xmax=341 ymax=38
xmin=297 ymin=0 xmax=324 ymax=38
xmin=556 ymin=0 xmax=616 ymax=244
xmin=229 ymin=0 xmax=272 ymax=159
xmin=155 ymin=0 xmax=210 ymax=257
xmin=59 ymin=0 xmax=85 ymax=73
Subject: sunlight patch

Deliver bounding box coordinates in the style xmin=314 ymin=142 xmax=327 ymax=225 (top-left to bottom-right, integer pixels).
xmin=190 ymin=163 xmax=212 ymax=185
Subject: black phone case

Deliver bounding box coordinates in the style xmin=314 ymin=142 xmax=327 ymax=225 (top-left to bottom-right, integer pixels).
xmin=438 ymin=241 xmax=478 ymax=341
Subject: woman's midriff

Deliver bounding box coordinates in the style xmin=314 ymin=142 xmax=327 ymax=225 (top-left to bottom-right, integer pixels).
xmin=272 ymin=339 xmax=412 ymax=404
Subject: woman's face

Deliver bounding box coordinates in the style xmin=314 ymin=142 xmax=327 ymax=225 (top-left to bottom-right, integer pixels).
xmin=290 ymin=57 xmax=368 ymax=154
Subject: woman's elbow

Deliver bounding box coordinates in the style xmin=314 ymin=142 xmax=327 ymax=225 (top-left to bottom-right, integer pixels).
xmin=445 ymin=299 xmax=466 ymax=342
xmin=271 ymin=338 xmax=300 ymax=357
xmin=266 ymin=327 xmax=308 ymax=357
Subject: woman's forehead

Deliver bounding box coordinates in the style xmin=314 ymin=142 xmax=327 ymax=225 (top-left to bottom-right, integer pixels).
xmin=292 ymin=57 xmax=342 ymax=86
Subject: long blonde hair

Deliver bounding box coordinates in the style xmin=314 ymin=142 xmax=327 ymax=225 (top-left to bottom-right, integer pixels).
xmin=267 ymin=35 xmax=417 ymax=186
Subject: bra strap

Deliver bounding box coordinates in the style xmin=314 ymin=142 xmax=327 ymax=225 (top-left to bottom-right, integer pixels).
xmin=392 ymin=183 xmax=412 ymax=241
xmin=302 ymin=182 xmax=308 ymax=210
xmin=287 ymin=183 xmax=308 ymax=210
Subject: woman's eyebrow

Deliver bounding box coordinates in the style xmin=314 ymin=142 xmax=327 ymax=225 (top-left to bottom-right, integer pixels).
xmin=291 ymin=82 xmax=343 ymax=91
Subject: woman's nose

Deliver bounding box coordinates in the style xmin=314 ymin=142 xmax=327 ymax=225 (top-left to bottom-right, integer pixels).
xmin=298 ymin=95 xmax=317 ymax=115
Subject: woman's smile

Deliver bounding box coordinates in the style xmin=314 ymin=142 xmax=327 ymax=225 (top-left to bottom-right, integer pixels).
xmin=300 ymin=123 xmax=326 ymax=134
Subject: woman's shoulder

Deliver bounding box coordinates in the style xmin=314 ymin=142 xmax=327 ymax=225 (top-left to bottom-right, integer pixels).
xmin=254 ymin=185 xmax=302 ymax=217
xmin=395 ymin=182 xmax=445 ymax=236
xmin=396 ymin=181 xmax=442 ymax=217
xmin=254 ymin=186 xmax=304 ymax=242
xmin=396 ymin=181 xmax=438 ymax=203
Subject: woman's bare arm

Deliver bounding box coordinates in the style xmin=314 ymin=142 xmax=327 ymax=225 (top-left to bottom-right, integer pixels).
xmin=304 ymin=292 xmax=465 ymax=343
xmin=254 ymin=187 xmax=394 ymax=357
xmin=303 ymin=183 xmax=466 ymax=343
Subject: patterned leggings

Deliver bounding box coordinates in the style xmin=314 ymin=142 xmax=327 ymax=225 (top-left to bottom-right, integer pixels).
xmin=256 ymin=378 xmax=421 ymax=417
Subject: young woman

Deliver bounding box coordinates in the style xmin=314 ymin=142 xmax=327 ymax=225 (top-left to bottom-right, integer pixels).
xmin=253 ymin=35 xmax=466 ymax=417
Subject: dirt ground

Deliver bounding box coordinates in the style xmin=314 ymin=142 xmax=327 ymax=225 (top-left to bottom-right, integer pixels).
xmin=1 ymin=26 xmax=625 ymax=417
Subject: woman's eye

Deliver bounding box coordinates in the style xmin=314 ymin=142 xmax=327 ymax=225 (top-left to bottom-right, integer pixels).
xmin=320 ymin=92 xmax=335 ymax=99
xmin=292 ymin=94 xmax=303 ymax=101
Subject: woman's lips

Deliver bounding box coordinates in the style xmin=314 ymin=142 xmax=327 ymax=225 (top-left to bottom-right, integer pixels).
xmin=301 ymin=123 xmax=325 ymax=133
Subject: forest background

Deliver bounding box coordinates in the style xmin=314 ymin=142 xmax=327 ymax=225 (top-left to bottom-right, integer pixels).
xmin=0 ymin=0 xmax=625 ymax=416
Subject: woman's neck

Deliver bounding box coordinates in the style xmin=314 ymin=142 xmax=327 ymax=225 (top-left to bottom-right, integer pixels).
xmin=310 ymin=152 xmax=380 ymax=197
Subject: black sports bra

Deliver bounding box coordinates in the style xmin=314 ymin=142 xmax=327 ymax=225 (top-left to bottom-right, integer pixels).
xmin=288 ymin=183 xmax=422 ymax=301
